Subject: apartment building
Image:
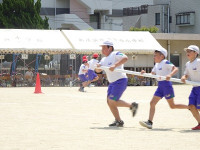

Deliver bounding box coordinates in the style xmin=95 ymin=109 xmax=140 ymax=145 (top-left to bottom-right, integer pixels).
xmin=123 ymin=0 xmax=200 ymax=34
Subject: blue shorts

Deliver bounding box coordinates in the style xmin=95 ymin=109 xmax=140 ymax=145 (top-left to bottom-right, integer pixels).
xmin=189 ymin=86 xmax=200 ymax=109
xmin=88 ymin=69 xmax=97 ymax=81
xmin=78 ymin=74 xmax=88 ymax=82
xmin=154 ymin=81 xmax=175 ymax=100
xmin=107 ymin=78 xmax=128 ymax=101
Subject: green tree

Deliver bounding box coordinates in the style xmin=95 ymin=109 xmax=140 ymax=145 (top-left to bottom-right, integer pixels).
xmin=129 ymin=26 xmax=159 ymax=33
xmin=0 ymin=0 xmax=50 ymax=70
xmin=0 ymin=0 xmax=49 ymax=29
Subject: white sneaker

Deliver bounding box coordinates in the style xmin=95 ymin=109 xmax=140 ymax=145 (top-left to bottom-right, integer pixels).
xmin=139 ymin=121 xmax=152 ymax=129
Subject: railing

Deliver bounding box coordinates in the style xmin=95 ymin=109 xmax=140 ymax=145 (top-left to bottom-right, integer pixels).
xmin=123 ymin=5 xmax=148 ymax=16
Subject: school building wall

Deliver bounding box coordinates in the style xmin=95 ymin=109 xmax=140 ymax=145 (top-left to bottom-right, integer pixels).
xmin=153 ymin=34 xmax=200 ymax=78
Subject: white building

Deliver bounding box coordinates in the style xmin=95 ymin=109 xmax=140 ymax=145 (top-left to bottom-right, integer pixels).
xmin=123 ymin=0 xmax=200 ymax=33
xmin=39 ymin=0 xmax=153 ymax=30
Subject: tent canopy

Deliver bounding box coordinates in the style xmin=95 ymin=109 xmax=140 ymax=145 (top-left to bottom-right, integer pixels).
xmin=62 ymin=30 xmax=162 ymax=54
xmin=0 ymin=29 xmax=73 ymax=54
xmin=0 ymin=29 xmax=162 ymax=55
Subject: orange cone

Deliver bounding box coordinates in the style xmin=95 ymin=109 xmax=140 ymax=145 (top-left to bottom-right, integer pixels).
xmin=34 ymin=73 xmax=42 ymax=94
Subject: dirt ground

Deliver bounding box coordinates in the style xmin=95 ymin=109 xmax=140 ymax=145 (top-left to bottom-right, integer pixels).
xmin=0 ymin=85 xmax=200 ymax=150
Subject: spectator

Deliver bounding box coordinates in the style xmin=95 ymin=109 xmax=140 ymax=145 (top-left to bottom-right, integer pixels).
xmin=25 ymin=67 xmax=34 ymax=86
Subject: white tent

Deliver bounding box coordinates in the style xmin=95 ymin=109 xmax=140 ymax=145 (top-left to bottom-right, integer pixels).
xmin=62 ymin=30 xmax=162 ymax=54
xmin=0 ymin=29 xmax=73 ymax=54
xmin=0 ymin=29 xmax=162 ymax=55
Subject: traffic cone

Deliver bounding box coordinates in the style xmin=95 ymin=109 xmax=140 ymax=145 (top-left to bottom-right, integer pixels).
xmin=34 ymin=73 xmax=42 ymax=94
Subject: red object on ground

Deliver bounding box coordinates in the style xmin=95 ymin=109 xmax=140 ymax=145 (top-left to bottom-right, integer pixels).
xmin=34 ymin=73 xmax=42 ymax=94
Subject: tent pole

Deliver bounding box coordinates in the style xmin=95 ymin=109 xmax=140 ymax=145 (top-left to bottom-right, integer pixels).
xmin=1 ymin=55 xmax=2 ymax=75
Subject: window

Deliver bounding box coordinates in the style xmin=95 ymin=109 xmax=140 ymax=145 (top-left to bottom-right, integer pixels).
xmin=170 ymin=54 xmax=179 ymax=67
xmin=155 ymin=13 xmax=160 ymax=25
xmin=176 ymin=14 xmax=189 ymax=24
xmin=176 ymin=12 xmax=195 ymax=25
xmin=90 ymin=13 xmax=100 ymax=29
xmin=169 ymin=16 xmax=172 ymax=23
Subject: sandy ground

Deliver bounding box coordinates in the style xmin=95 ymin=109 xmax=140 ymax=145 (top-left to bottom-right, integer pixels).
xmin=0 ymin=85 xmax=200 ymax=150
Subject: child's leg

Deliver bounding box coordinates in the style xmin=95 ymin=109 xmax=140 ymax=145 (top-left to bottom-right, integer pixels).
xmin=91 ymin=76 xmax=99 ymax=82
xmin=149 ymin=96 xmax=161 ymax=121
xmin=189 ymin=105 xmax=200 ymax=124
xmin=82 ymin=81 xmax=89 ymax=87
xmin=167 ymin=98 xmax=188 ymax=109
xmin=107 ymin=98 xmax=121 ymax=121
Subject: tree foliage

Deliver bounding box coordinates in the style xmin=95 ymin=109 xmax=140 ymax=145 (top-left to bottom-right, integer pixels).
xmin=0 ymin=0 xmax=50 ymax=69
xmin=129 ymin=26 xmax=159 ymax=33
xmin=0 ymin=0 xmax=49 ymax=29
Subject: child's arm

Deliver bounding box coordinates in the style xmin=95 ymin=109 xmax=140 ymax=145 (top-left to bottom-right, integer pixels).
xmin=166 ymin=66 xmax=178 ymax=81
xmin=95 ymin=63 xmax=103 ymax=73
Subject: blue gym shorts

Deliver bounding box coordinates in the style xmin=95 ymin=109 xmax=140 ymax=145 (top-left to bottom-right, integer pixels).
xmin=88 ymin=69 xmax=97 ymax=81
xmin=189 ymin=86 xmax=200 ymax=109
xmin=78 ymin=74 xmax=88 ymax=82
xmin=107 ymin=78 xmax=128 ymax=101
xmin=154 ymin=81 xmax=175 ymax=100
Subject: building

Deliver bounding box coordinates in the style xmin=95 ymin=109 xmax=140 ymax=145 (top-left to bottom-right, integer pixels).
xmin=39 ymin=0 xmax=153 ymax=30
xmin=123 ymin=0 xmax=200 ymax=34
xmin=152 ymin=33 xmax=200 ymax=78
xmin=1 ymin=0 xmax=199 ymax=80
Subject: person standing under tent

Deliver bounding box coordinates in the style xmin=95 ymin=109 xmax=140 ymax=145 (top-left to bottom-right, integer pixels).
xmin=181 ymin=45 xmax=200 ymax=130
xmin=66 ymin=64 xmax=76 ymax=86
xmin=78 ymin=59 xmax=89 ymax=92
xmin=87 ymin=53 xmax=99 ymax=85
xmin=139 ymin=47 xmax=188 ymax=129
xmin=96 ymin=41 xmax=138 ymax=127
xmin=25 ymin=67 xmax=34 ymax=87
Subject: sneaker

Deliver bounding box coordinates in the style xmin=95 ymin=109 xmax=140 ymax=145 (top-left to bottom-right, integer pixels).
xmin=192 ymin=124 xmax=200 ymax=130
xmin=130 ymin=102 xmax=138 ymax=117
xmin=139 ymin=120 xmax=153 ymax=129
xmin=109 ymin=120 xmax=124 ymax=127
xmin=79 ymin=87 xmax=85 ymax=92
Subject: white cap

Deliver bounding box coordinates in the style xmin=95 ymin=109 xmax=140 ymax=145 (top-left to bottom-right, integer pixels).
xmin=155 ymin=47 xmax=167 ymax=58
xmin=100 ymin=41 xmax=113 ymax=47
xmin=184 ymin=45 xmax=199 ymax=54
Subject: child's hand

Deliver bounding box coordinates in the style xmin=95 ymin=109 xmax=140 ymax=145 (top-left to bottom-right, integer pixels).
xmin=96 ymin=63 xmax=101 ymax=68
xmin=109 ymin=65 xmax=116 ymax=72
xmin=166 ymin=75 xmax=171 ymax=81
xmin=181 ymin=76 xmax=186 ymax=83
xmin=141 ymin=70 xmax=146 ymax=74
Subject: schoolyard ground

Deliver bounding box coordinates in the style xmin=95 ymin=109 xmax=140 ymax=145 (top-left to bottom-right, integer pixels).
xmin=0 ymin=85 xmax=199 ymax=150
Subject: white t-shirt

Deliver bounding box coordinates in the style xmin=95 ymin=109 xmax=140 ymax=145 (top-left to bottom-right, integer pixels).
xmin=184 ymin=58 xmax=200 ymax=83
xmin=88 ymin=59 xmax=99 ymax=70
xmin=78 ymin=64 xmax=88 ymax=75
xmin=99 ymin=51 xmax=127 ymax=83
xmin=152 ymin=59 xmax=174 ymax=81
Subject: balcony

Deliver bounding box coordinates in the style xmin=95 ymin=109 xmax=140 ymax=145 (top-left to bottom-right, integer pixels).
xmin=123 ymin=5 xmax=148 ymax=16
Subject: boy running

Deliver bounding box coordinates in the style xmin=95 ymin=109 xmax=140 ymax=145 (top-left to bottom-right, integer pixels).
xmin=96 ymin=41 xmax=138 ymax=127
xmin=88 ymin=53 xmax=99 ymax=84
xmin=139 ymin=47 xmax=188 ymax=129
xmin=78 ymin=59 xmax=89 ymax=92
xmin=181 ymin=45 xmax=200 ymax=130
